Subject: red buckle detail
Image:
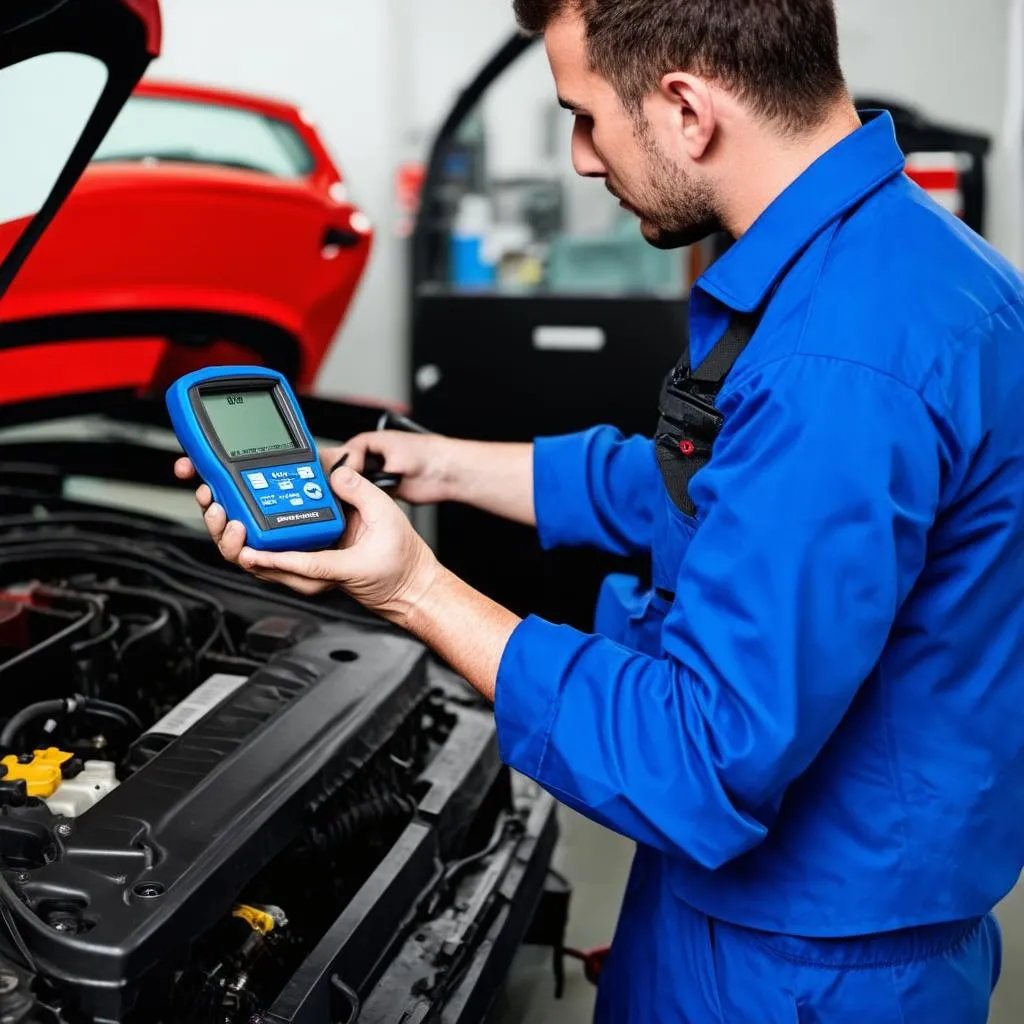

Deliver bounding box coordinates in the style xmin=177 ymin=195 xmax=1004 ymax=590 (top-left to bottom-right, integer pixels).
xmin=678 ymin=439 xmax=696 ymax=457
xmin=565 ymin=945 xmax=611 ymax=986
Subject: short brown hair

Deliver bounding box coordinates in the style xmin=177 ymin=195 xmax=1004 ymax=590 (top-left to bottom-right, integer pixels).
xmin=513 ymin=0 xmax=847 ymax=132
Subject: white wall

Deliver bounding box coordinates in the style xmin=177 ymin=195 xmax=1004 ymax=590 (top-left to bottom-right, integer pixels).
xmin=399 ymin=1 xmax=557 ymax=181
xmin=398 ymin=0 xmax=518 ymax=151
xmin=837 ymin=0 xmax=1009 ymax=135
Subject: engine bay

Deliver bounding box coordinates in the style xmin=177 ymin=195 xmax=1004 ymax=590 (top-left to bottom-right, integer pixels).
xmin=0 ymin=471 xmax=561 ymax=1024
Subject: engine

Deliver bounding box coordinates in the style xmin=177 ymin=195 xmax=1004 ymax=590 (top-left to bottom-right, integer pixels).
xmin=0 ymin=500 xmax=561 ymax=1024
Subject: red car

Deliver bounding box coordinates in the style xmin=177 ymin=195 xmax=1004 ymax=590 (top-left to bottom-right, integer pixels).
xmin=0 ymin=78 xmax=372 ymax=404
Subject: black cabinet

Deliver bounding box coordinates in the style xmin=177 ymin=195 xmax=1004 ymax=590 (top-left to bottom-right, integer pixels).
xmin=413 ymin=290 xmax=687 ymax=627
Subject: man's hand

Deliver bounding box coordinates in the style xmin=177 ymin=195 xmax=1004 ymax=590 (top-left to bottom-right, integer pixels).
xmin=339 ymin=430 xmax=456 ymax=505
xmin=340 ymin=432 xmax=536 ymax=525
xmin=172 ymin=453 xmax=522 ymax=701
xmin=244 ymin=467 xmax=440 ymax=624
xmin=175 ymin=458 xmax=440 ymax=624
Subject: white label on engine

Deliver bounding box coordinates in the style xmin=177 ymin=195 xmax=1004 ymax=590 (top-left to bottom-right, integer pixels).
xmin=145 ymin=674 xmax=249 ymax=738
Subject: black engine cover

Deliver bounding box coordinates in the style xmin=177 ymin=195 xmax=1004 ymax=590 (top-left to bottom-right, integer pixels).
xmin=11 ymin=625 xmax=427 ymax=1020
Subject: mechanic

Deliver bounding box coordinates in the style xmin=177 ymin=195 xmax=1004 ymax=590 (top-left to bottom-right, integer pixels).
xmin=176 ymin=0 xmax=1024 ymax=1020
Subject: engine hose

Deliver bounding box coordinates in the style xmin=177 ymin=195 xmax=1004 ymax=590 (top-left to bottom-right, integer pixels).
xmin=309 ymin=792 xmax=417 ymax=851
xmin=330 ymin=975 xmax=361 ymax=1024
xmin=78 ymin=707 xmax=130 ymax=734
xmin=0 ymin=527 xmax=391 ymax=630
xmin=84 ymin=698 xmax=143 ymax=734
xmin=0 ymin=700 xmax=68 ymax=749
xmin=0 ymin=591 xmax=105 ymax=680
xmin=0 ymin=696 xmax=143 ymax=748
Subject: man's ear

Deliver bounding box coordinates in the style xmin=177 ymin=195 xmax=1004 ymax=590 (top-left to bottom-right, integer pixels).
xmin=657 ymin=72 xmax=715 ymax=160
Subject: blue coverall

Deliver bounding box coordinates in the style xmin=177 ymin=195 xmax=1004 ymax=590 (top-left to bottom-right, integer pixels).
xmin=494 ymin=111 xmax=1024 ymax=1021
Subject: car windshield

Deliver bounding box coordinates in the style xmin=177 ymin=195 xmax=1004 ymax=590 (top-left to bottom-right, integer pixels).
xmin=91 ymin=95 xmax=315 ymax=178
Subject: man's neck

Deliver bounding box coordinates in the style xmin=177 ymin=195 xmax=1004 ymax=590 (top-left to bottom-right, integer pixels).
xmin=721 ymin=102 xmax=864 ymax=238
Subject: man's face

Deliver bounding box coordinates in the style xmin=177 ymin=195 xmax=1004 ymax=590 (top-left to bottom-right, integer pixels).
xmin=544 ymin=12 xmax=721 ymax=249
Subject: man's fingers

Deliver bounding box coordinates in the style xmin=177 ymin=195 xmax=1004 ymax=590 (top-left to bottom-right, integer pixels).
xmin=195 ymin=484 xmax=213 ymax=510
xmin=239 ymin=546 xmax=339 ymax=581
xmin=174 ymin=457 xmax=195 ymax=480
xmin=323 ymin=435 xmax=375 ymax=475
xmin=329 ymin=466 xmax=390 ymax=524
xmin=249 ymin=566 xmax=331 ymax=595
xmin=203 ymin=502 xmax=229 ymax=546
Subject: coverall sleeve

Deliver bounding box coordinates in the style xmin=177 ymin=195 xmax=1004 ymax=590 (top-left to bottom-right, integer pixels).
xmin=496 ymin=356 xmax=943 ymax=867
xmin=533 ymin=427 xmax=661 ymax=556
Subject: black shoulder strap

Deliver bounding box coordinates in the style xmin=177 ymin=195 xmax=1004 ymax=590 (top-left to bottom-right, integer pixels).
xmin=691 ymin=310 xmax=762 ymax=382
xmin=655 ymin=309 xmax=762 ymax=518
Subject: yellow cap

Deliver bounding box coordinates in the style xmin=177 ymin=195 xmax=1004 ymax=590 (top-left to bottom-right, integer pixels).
xmin=232 ymin=904 xmax=278 ymax=935
xmin=1 ymin=748 xmax=74 ymax=799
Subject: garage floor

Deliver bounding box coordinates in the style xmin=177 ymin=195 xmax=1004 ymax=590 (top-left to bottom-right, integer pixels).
xmin=79 ymin=477 xmax=1024 ymax=1024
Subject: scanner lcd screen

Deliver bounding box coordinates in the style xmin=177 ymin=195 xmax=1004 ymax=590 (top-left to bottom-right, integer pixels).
xmin=201 ymin=389 xmax=298 ymax=459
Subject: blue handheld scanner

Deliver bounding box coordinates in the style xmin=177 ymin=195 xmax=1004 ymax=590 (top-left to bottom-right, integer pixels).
xmin=166 ymin=366 xmax=344 ymax=552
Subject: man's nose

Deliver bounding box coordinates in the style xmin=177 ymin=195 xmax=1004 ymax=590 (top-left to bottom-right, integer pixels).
xmin=571 ymin=119 xmax=607 ymax=178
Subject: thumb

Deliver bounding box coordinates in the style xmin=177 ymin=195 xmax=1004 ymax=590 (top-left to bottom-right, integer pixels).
xmin=329 ymin=466 xmax=391 ymax=523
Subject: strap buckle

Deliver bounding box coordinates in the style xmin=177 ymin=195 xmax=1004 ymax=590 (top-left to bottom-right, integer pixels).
xmin=658 ymin=377 xmax=723 ymax=443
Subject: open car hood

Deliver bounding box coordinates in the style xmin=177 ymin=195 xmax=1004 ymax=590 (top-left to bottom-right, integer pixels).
xmin=0 ymin=14 xmax=163 ymax=482
xmin=0 ymin=0 xmax=163 ymax=420
xmin=0 ymin=0 xmax=161 ymax=300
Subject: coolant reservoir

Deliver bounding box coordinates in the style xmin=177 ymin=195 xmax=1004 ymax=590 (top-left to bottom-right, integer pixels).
xmin=44 ymin=761 xmax=119 ymax=818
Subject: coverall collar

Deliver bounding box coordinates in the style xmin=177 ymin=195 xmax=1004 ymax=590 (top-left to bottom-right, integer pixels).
xmin=690 ymin=111 xmax=906 ymax=368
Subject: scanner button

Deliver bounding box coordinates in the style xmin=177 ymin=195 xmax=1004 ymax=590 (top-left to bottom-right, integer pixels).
xmin=303 ymin=483 xmax=324 ymax=501
xmin=248 ymin=472 xmax=269 ymax=490
xmin=289 ymin=497 xmax=304 ymax=507
xmin=259 ymin=495 xmax=278 ymax=508
xmin=277 ymin=480 xmax=295 ymax=492
xmin=297 ymin=466 xmax=315 ymax=480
